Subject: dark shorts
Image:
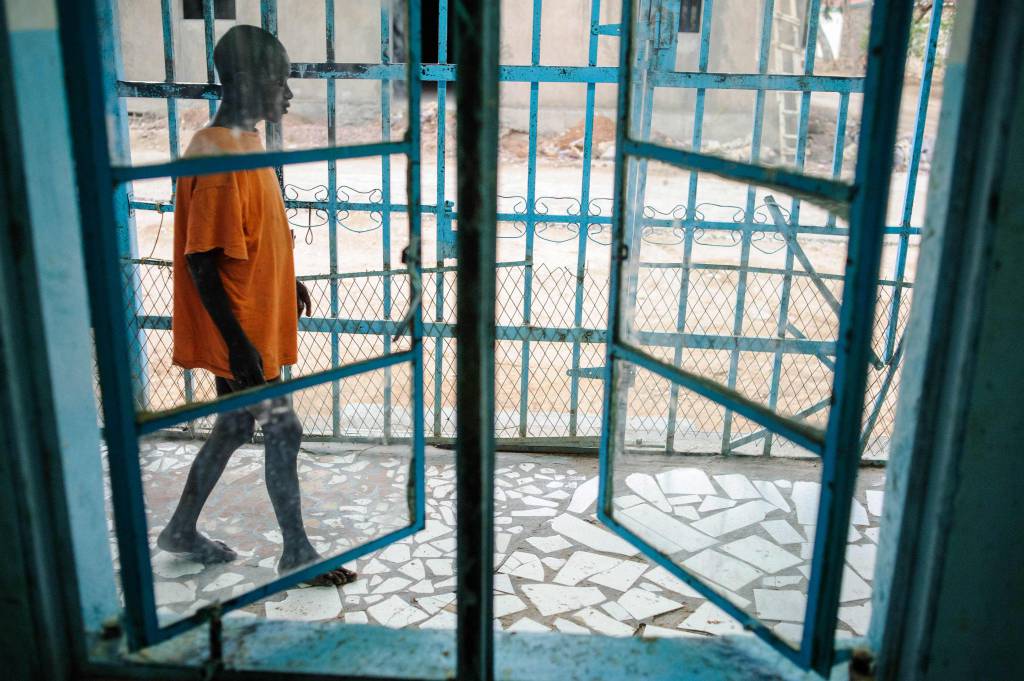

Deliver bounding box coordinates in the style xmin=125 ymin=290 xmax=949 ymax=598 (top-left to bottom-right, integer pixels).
xmin=215 ymin=376 xmax=290 ymax=426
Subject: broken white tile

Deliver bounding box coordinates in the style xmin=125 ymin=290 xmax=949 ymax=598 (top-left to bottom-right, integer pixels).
xmin=601 ymin=600 xmax=633 ymax=621
xmin=618 ymin=588 xmax=683 ymax=620
xmin=508 ymin=617 xmax=549 ymax=633
xmin=266 ymin=587 xmax=342 ymax=621
xmin=549 ymin=514 xmax=639 ymax=556
xmin=753 ymin=481 xmax=791 ymax=513
xmin=721 ymin=535 xmax=801 ymax=574
xmin=850 ymin=498 xmax=869 ymax=526
xmin=655 ymin=468 xmax=716 ymax=496
xmin=618 ymin=503 xmax=718 ymax=553
xmin=760 ymin=519 xmax=805 ymax=545
xmin=846 ymin=543 xmax=877 ymax=580
xmin=494 ymin=574 xmax=515 ymax=594
xmin=643 ymin=624 xmax=694 ymax=639
xmin=409 ymin=580 xmax=435 ymax=594
xmin=714 ymin=474 xmax=761 ymax=500
xmin=753 ymin=589 xmax=806 ymax=622
xmin=800 ymin=543 xmax=814 ymax=560
xmin=519 ymin=485 xmax=544 ymax=495
xmin=840 ymin=566 xmax=872 ymax=602
xmin=838 ymin=602 xmax=872 ymax=635
xmin=554 ymin=551 xmax=622 ymax=586
xmin=791 ymin=481 xmax=820 ymax=525
xmin=675 ymin=505 xmax=700 ymax=521
xmin=588 ymin=559 xmax=648 ymax=593
xmin=683 ymin=549 xmax=763 ymax=592
xmin=572 ymin=607 xmax=634 ymax=636
xmin=522 ymin=495 xmax=559 ymax=508
xmin=762 ymin=575 xmax=802 ymax=587
xmin=361 ymin=558 xmax=391 ymax=575
xmin=416 ymin=593 xmax=455 ymax=615
xmin=547 ymin=490 xmax=570 ymax=501
xmin=498 ymin=552 xmax=545 ymax=581
xmin=643 ymin=566 xmax=703 ymax=599
xmin=433 ymin=537 xmax=457 ymax=553
xmin=367 ymin=595 xmax=428 ymax=627
xmin=542 ymin=557 xmax=566 ymax=570
xmin=525 ymin=534 xmax=572 ymax=554
xmin=698 ymin=496 xmax=736 ymax=513
xmin=864 ymin=527 xmax=880 ymax=543
xmin=495 ymin=533 xmax=512 ymax=553
xmin=626 ymin=473 xmax=673 ymax=513
xmin=512 ymin=508 xmax=557 ymax=517
xmin=667 ymin=495 xmax=701 ymax=505
xmin=155 ymin=581 xmax=195 ymax=605
xmin=774 ymin=479 xmax=792 ymax=490
xmin=494 ymin=594 xmax=528 ymax=618
xmin=865 ymin=490 xmax=885 ymax=517
xmin=553 ymin=617 xmax=589 ymax=634
xmin=613 ymin=494 xmax=646 ymax=509
xmin=202 ymin=572 xmax=244 ymax=593
xmin=568 ymin=477 xmax=599 ymax=513
xmin=426 ymin=559 xmax=454 ymax=577
xmin=692 ymin=501 xmax=775 ymax=538
xmin=342 ymin=580 xmax=369 ymax=595
xmin=521 ymin=584 xmax=605 ymax=616
xmin=344 ymin=612 xmax=368 ymax=624
xmin=679 ymin=602 xmax=744 ymax=636
xmin=773 ymin=622 xmax=804 ymax=644
xmin=374 ymin=577 xmax=413 ymax=594
xmin=399 ymin=559 xmax=426 ymax=581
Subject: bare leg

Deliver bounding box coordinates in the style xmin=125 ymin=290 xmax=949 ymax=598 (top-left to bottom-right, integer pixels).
xmin=156 ymin=406 xmax=254 ymax=564
xmin=262 ymin=403 xmax=357 ymax=585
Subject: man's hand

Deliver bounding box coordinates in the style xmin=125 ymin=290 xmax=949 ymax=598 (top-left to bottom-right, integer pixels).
xmin=296 ymin=280 xmax=312 ymax=319
xmin=228 ymin=339 xmax=266 ymax=388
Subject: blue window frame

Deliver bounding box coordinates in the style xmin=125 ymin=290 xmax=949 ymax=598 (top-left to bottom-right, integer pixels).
xmin=60 ymin=0 xmax=426 ymax=651
xmin=597 ymin=0 xmax=915 ymax=674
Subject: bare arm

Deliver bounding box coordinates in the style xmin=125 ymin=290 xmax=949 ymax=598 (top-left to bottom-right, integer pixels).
xmin=186 ymin=249 xmax=265 ymax=387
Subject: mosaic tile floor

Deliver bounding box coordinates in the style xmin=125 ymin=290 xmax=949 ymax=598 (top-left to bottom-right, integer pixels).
xmin=115 ymin=441 xmax=884 ymax=643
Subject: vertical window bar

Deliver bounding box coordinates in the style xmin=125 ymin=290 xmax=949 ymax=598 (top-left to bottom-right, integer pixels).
xmin=568 ymin=0 xmax=603 ymax=438
xmin=202 ymin=0 xmax=217 ymax=118
xmin=762 ymin=0 xmax=822 ymax=456
xmin=665 ymin=0 xmax=715 ymax=451
xmin=453 ymin=0 xmax=498 ymax=676
xmin=885 ymin=0 xmax=944 ymax=362
xmin=825 ymin=91 xmax=850 ymax=229
xmin=381 ymin=1 xmax=394 ymax=443
xmin=802 ymin=0 xmax=915 ymax=671
xmin=433 ymin=0 xmax=450 ymax=438
xmin=518 ymin=0 xmax=544 ymax=438
xmin=260 ymin=0 xmax=283 ymax=185
xmin=326 ymin=0 xmax=341 ymax=438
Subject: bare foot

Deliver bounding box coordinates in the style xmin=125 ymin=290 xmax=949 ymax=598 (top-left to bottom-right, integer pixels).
xmin=157 ymin=526 xmax=237 ymax=565
xmin=278 ymin=546 xmax=358 ymax=585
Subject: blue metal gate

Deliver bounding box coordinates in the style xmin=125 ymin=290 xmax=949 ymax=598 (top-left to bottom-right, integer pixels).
xmin=111 ymin=0 xmax=942 ymax=459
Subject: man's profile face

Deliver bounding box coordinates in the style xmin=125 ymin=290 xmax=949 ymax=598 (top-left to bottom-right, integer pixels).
xmin=257 ymin=52 xmax=293 ymax=124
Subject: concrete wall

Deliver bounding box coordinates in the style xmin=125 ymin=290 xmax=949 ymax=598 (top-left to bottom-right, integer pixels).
xmin=117 ymin=0 xmax=780 ymax=139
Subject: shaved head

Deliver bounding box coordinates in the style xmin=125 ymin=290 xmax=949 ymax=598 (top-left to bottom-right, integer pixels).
xmin=213 ymin=25 xmax=287 ymax=86
xmin=212 ymin=25 xmax=292 ymax=125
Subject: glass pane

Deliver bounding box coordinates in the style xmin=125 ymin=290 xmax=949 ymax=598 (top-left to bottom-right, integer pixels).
xmin=135 ymin=368 xmax=415 ymax=626
xmin=605 ymin=359 xmax=880 ymax=646
xmin=111 ymin=2 xmax=412 ymax=165
xmin=626 ymin=0 xmax=870 ymax=181
xmin=124 ymin=155 xmax=415 ymax=417
xmin=616 ymin=158 xmax=849 ymax=429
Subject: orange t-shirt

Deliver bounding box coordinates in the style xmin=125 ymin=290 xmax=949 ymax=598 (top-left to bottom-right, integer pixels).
xmin=172 ymin=127 xmax=297 ymax=381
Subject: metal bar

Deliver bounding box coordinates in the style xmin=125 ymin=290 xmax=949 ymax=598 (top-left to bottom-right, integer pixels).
xmin=454 ymin=0 xmax=499 ymax=674
xmin=802 ymin=0 xmax=915 ymax=671
xmin=55 ymin=0 xmax=159 ymax=649
xmin=202 ymin=0 xmax=216 ymax=116
xmin=623 ymin=138 xmax=854 ymax=214
xmin=260 ymin=0 xmax=283 ymax=181
xmin=381 ymin=1 xmax=394 ymax=443
xmin=825 ymin=92 xmax=850 ymax=229
xmin=786 ymin=322 xmax=836 ymax=370
xmin=614 ymin=343 xmax=825 ymax=454
xmin=721 ymin=0 xmax=777 ymax=454
xmin=434 ymin=0 xmax=450 ymax=438
xmin=763 ymin=0 xmax=822 ymax=456
xmin=137 ymin=352 xmax=415 ymax=435
xmin=111 ymin=140 xmax=410 ymax=182
xmin=884 ymin=0 xmax=943 ymax=361
xmin=326 ymin=0 xmax=341 ymax=438
xmin=729 ymin=397 xmax=831 ymax=451
xmin=569 ymin=0 xmax=603 ymax=437
xmin=666 ymin=0 xmax=715 ymax=452
xmin=519 ymin=0 xmax=544 ymax=439
xmin=859 ymin=337 xmax=904 ymax=452
xmin=119 ymin=69 xmax=866 ymax=91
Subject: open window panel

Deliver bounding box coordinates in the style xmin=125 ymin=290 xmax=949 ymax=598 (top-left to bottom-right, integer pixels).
xmin=597 ymin=0 xmax=911 ymax=673
xmin=86 ymin=0 xmax=428 ymax=650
